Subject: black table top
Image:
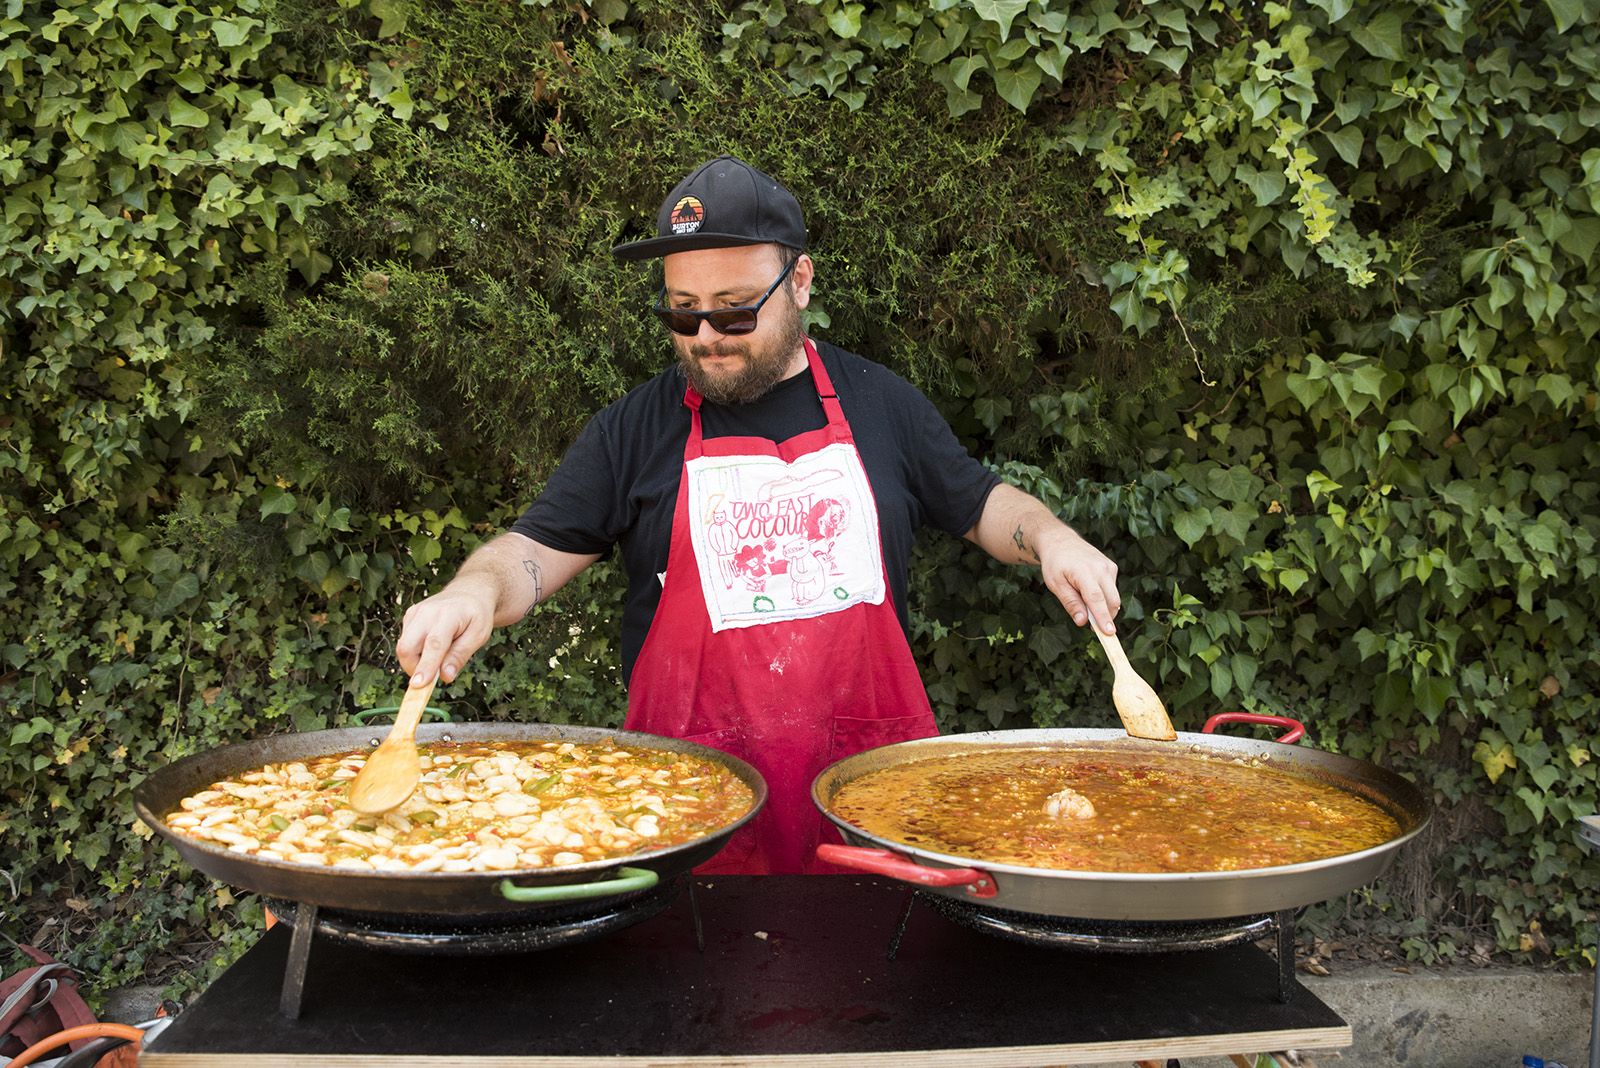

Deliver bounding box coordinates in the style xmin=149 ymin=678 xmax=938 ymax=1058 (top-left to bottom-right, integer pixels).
xmin=143 ymin=875 xmax=1349 ymax=1066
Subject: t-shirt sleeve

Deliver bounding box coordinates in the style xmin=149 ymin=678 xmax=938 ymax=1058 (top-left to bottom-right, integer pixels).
xmin=893 ymin=377 xmax=1001 ymax=536
xmin=508 ymin=410 xmax=626 ymax=556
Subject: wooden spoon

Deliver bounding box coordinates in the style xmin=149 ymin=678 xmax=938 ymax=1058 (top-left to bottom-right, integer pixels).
xmin=348 ymin=676 xmax=437 ymax=814
xmin=1086 ymin=611 xmax=1177 ymax=741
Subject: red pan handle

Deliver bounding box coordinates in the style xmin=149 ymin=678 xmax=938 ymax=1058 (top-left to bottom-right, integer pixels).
xmin=816 ymin=844 xmax=998 ymax=898
xmin=1202 ymin=711 xmax=1305 ymax=744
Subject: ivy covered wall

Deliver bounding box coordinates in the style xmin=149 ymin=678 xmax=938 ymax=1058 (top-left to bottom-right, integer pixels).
xmin=2 ymin=0 xmax=1596 ymax=993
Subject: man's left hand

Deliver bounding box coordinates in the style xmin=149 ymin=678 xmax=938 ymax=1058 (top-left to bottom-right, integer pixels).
xmin=1033 ymin=524 xmax=1120 ymax=633
xmin=965 ymin=483 xmax=1123 ymax=632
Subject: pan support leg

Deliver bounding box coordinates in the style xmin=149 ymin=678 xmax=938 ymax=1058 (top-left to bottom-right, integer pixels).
xmin=279 ymin=901 xmax=318 ymax=1020
xmin=1275 ymin=908 xmax=1296 ymax=1004
xmin=687 ymin=879 xmax=704 ymax=953
xmin=886 ymin=890 xmax=919 ymax=961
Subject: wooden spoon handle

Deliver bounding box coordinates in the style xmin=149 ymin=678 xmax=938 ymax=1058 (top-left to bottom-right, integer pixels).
xmin=1084 ymin=610 xmax=1132 ymax=672
xmin=391 ymin=675 xmax=437 ymax=740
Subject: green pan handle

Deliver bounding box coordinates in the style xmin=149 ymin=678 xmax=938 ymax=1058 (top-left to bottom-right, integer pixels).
xmin=354 ymin=704 xmax=452 ymax=723
xmin=498 ymin=866 xmax=659 ymax=903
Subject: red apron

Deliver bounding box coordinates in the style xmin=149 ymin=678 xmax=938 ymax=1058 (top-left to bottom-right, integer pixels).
xmin=625 ymin=338 xmax=938 ymax=874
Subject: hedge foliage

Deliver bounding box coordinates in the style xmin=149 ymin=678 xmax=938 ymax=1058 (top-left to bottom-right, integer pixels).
xmin=2 ymin=0 xmax=1597 ymax=995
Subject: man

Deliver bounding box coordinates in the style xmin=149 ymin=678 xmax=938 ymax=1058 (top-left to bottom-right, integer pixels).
xmin=396 ymin=156 xmax=1122 ymax=873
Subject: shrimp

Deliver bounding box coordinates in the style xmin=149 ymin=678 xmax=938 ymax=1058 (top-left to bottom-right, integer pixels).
xmin=1043 ymin=786 xmax=1097 ymax=820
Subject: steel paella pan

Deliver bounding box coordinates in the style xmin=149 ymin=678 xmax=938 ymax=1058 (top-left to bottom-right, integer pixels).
xmin=812 ymin=714 xmax=1429 ymax=921
xmin=135 ymin=721 xmax=766 ymax=922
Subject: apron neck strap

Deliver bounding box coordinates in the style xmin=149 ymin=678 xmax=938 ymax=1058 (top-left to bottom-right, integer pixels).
xmin=803 ymin=338 xmax=848 ymax=434
xmin=682 ymin=337 xmax=846 ymax=447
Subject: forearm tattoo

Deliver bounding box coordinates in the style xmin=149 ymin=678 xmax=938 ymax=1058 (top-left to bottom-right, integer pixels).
xmin=519 ymin=559 xmax=544 ymax=618
xmin=1011 ymin=524 xmax=1039 ymax=565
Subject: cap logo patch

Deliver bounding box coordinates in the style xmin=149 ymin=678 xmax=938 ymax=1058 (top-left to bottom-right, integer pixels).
xmin=669 ymin=195 xmax=704 ymax=235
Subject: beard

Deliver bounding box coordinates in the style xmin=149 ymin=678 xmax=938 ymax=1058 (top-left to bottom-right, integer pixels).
xmin=673 ymin=297 xmax=806 ymax=406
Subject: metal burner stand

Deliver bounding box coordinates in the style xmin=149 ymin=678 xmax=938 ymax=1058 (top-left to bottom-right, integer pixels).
xmin=142 ymin=876 xmax=1350 ymax=1066
xmin=269 ymin=876 xmax=699 ymax=1018
xmin=893 ymin=892 xmax=1302 ymax=1004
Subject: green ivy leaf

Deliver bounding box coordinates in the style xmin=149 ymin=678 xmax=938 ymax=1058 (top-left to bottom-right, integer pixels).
xmin=260 ymin=487 xmax=297 ymax=517
xmin=1374 ymin=673 xmax=1409 ymax=718
xmin=9 ymin=717 xmax=54 ymax=746
xmin=973 ymin=395 xmax=1012 ymax=433
xmin=369 ymin=0 xmax=411 ymax=37
xmin=992 ymin=61 xmax=1041 ymax=112
xmin=1544 ymin=0 xmax=1583 ymax=33
xmin=950 ymin=53 xmax=986 ymax=92
xmin=1516 ymin=787 xmax=1548 ymax=823
xmin=1350 ymin=10 xmax=1405 ymax=60
xmin=1305 ymin=0 xmax=1354 ymax=22
xmin=166 ymin=97 xmax=210 ymax=128
xmin=1306 ymin=472 xmax=1342 ymax=502
xmin=1279 ymin=568 xmax=1310 ymax=594
xmin=1239 ymin=165 xmax=1286 ymax=206
xmin=212 ymin=17 xmax=256 ymax=48
xmin=1415 ymin=675 xmax=1452 ymax=722
xmin=1034 ymin=43 xmax=1071 ymax=82
xmin=1172 ymin=509 xmax=1210 ymax=547
xmin=1556 ymin=216 xmax=1600 ymax=263
xmin=971 ymin=0 xmax=1030 ymax=41
xmin=825 ymin=2 xmax=863 ymax=38
xmin=1531 ymin=763 xmax=1562 ymax=792
xmin=1206 ymin=465 xmax=1257 ymax=503
xmin=409 ymin=534 xmax=442 ymax=567
xmin=1028 ymin=625 xmax=1071 ymax=666
xmin=1325 ymin=125 xmax=1363 ymax=166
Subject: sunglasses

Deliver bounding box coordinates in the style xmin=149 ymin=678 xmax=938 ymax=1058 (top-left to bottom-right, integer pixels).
xmin=652 ymin=257 xmax=796 ymax=337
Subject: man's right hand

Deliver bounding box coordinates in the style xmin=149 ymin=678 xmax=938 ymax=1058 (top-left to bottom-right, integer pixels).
xmin=392 ymin=531 xmax=601 ymax=688
xmin=396 ymin=584 xmax=497 ymax=686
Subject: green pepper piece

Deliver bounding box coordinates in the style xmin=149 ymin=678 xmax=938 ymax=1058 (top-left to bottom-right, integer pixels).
xmin=525 ymin=774 xmax=560 ymax=795
xmin=412 ymin=809 xmax=439 ymax=824
xmin=269 ymin=815 xmax=289 ymax=831
xmin=445 ymin=762 xmax=469 ymax=779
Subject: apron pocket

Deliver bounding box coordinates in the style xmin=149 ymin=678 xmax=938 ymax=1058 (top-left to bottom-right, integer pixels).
xmin=828 ymin=713 xmax=937 ymax=764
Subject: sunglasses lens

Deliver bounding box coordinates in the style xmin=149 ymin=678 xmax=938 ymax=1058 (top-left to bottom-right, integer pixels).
xmin=707 ymin=310 xmax=758 ymax=335
xmin=655 ymin=308 xmax=760 ymax=336
xmin=658 ymin=309 xmax=701 ymax=336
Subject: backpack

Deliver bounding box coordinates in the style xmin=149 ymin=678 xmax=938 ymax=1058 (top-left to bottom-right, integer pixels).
xmin=0 ymin=939 xmax=99 ymax=1062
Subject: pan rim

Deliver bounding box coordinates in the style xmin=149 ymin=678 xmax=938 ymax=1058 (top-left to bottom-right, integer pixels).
xmin=134 ymin=721 xmax=767 ymax=883
xmin=812 ymin=726 xmax=1431 ymax=884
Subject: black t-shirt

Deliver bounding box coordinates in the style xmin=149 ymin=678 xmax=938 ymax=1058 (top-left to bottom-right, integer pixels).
xmin=511 ymin=340 xmax=1000 ymax=685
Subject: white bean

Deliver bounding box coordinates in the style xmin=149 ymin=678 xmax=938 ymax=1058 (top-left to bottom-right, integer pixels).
xmin=492 ymin=794 xmax=531 ymax=818
xmin=477 ymin=848 xmax=518 ymax=870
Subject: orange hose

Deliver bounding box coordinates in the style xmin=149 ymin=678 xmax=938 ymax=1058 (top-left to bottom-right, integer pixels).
xmin=5 ymin=1023 xmax=145 ymax=1067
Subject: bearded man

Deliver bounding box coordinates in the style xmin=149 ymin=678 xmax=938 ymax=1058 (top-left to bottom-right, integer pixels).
xmin=395 ymin=156 xmax=1123 ymax=873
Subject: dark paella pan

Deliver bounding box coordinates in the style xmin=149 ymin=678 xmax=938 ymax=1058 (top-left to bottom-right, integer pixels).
xmin=136 ymin=721 xmax=766 ymax=922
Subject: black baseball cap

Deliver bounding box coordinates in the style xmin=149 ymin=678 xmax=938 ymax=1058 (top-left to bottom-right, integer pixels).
xmin=612 ymin=156 xmax=807 ymax=261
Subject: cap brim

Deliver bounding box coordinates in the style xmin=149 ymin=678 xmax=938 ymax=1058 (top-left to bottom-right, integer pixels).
xmin=611 ymin=232 xmax=776 ymax=261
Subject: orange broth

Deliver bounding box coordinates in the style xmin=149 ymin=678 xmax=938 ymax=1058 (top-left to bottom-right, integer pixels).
xmin=827 ymin=747 xmax=1400 ymax=873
